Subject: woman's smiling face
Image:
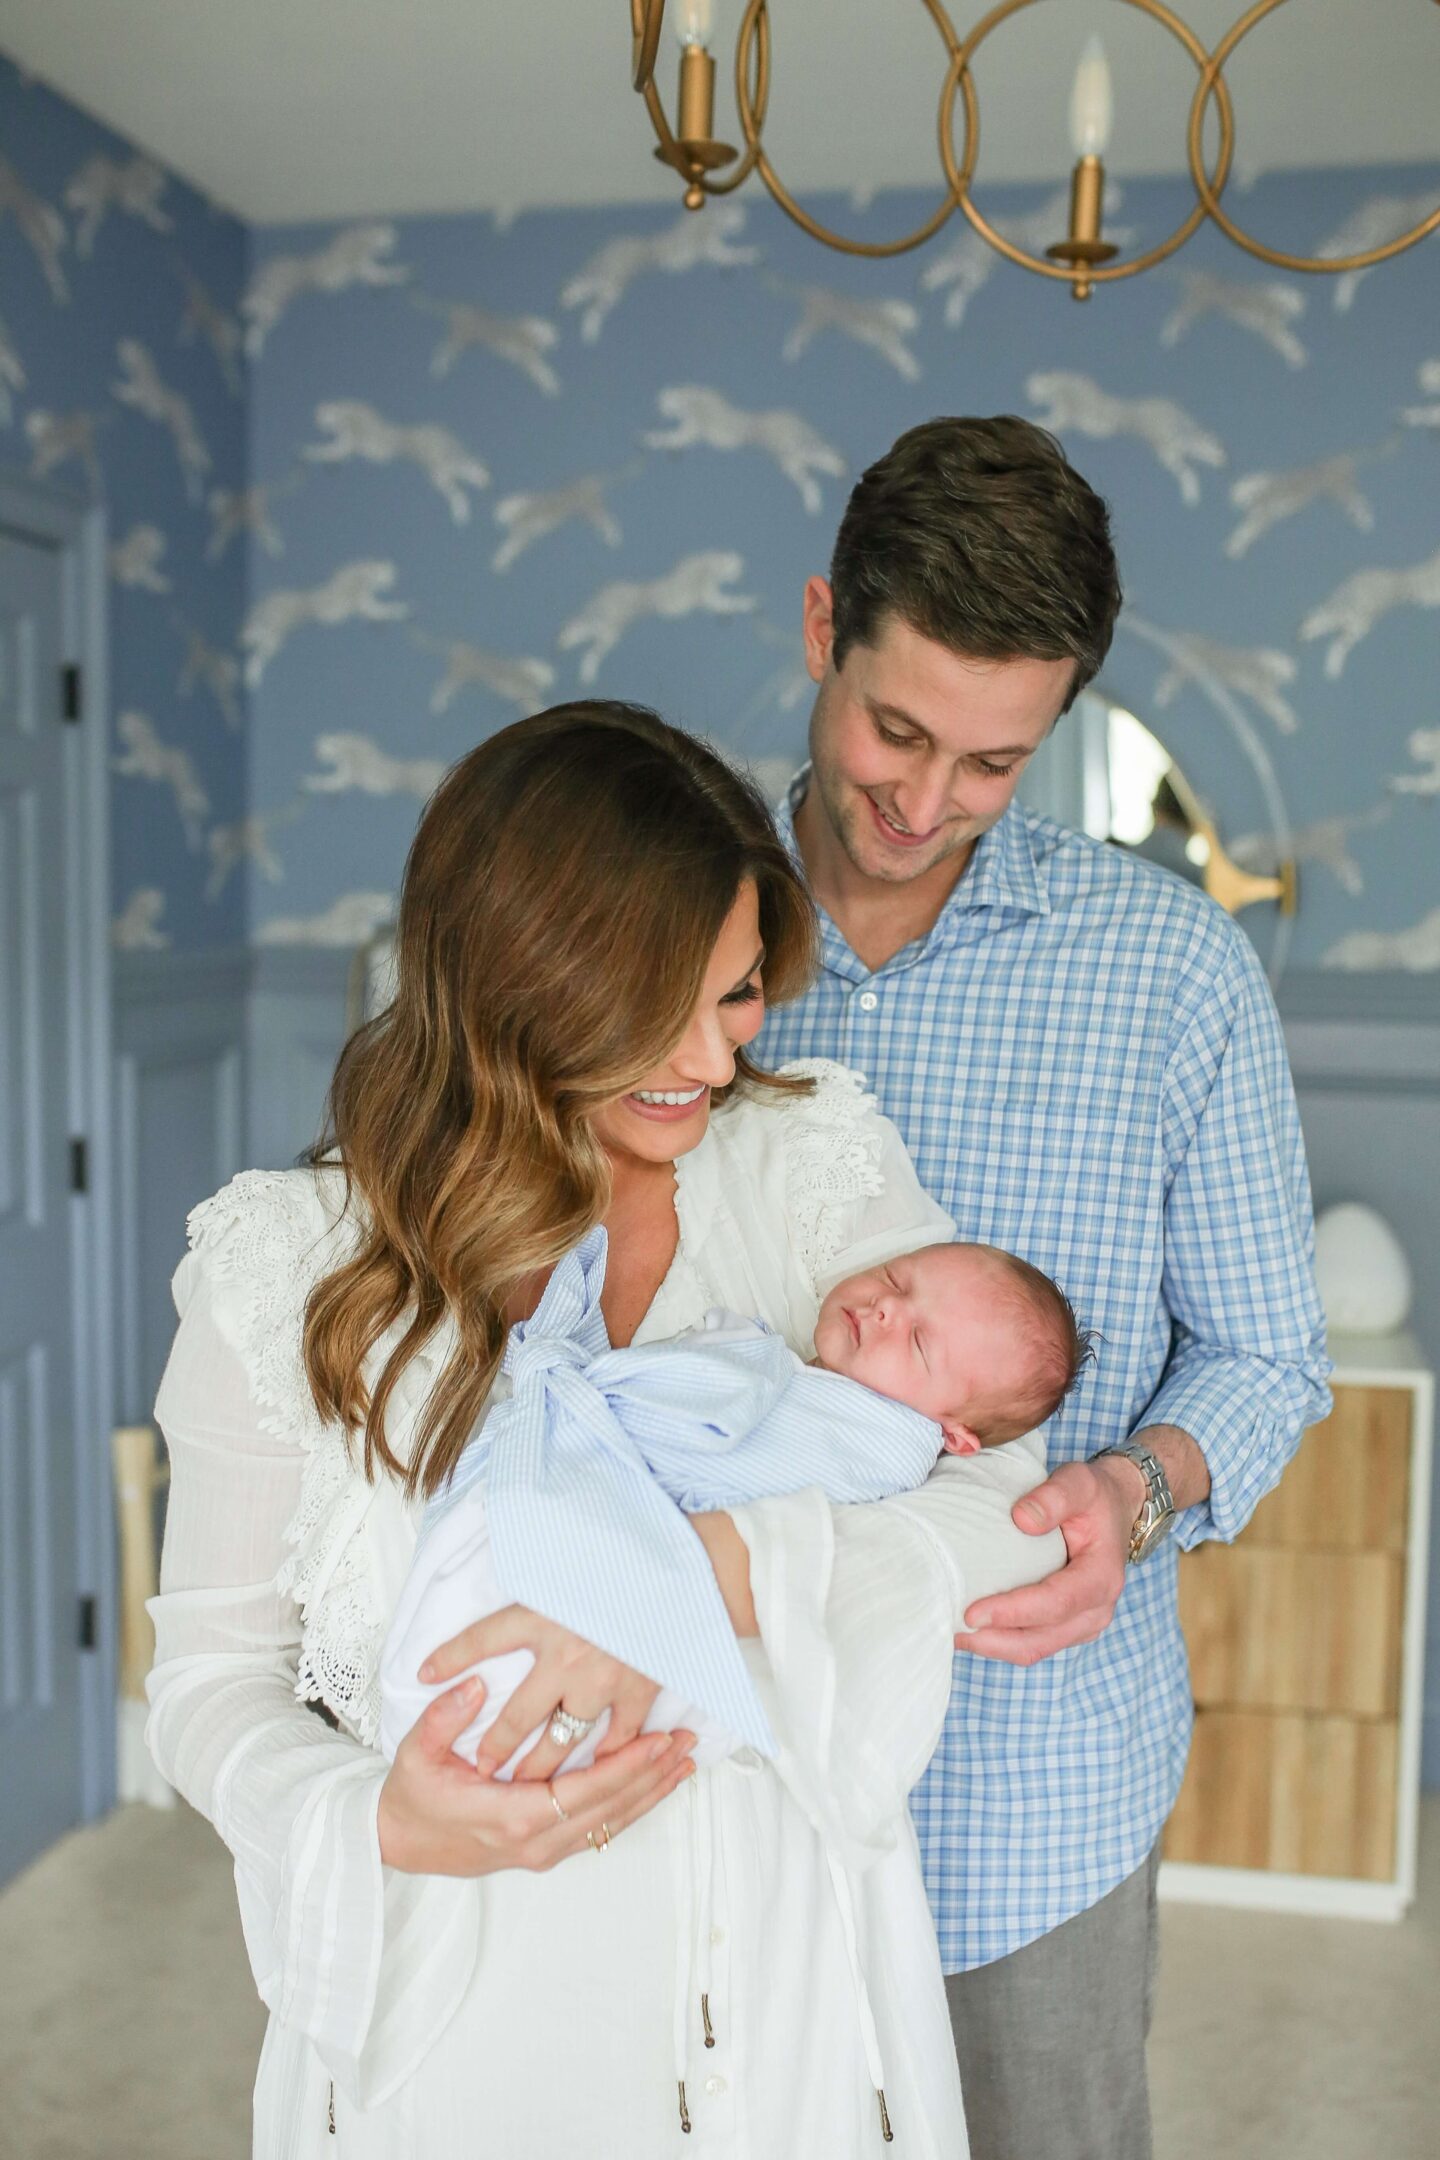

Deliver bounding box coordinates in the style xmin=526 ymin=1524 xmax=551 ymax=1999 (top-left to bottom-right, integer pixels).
xmin=589 ymin=878 xmax=767 ymax=1169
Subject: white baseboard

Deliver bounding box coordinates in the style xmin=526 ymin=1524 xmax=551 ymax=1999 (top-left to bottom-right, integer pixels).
xmin=1158 ymin=1859 xmax=1409 ymax=1923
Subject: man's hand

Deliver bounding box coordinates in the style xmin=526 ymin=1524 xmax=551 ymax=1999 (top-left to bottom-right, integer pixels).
xmin=956 ymin=1424 xmax=1211 ymax=1666
xmin=955 ymin=1454 xmax=1145 ymax=1666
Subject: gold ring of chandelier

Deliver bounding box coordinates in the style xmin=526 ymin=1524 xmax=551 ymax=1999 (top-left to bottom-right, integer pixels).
xmin=630 ymin=0 xmax=1440 ymax=297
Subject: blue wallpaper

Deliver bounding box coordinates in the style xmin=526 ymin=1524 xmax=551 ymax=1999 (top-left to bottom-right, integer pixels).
xmin=244 ymin=171 xmax=1438 ymax=977
xmin=0 ymin=56 xmax=249 ymax=950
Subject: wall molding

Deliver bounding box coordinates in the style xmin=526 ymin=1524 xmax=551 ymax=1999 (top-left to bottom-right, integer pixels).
xmin=246 ymin=945 xmax=353 ymax=1171
xmin=112 ymin=949 xmax=248 ymax=1425
xmin=249 ymin=946 xmax=355 ymax=996
xmin=1282 ymin=1014 xmax=1440 ymax=1098
xmin=1278 ymin=969 xmax=1440 ymax=1029
xmin=114 ymin=947 xmax=253 ymax=1006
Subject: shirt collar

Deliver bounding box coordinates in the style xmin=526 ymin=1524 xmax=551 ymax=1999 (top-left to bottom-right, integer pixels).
xmin=774 ymin=768 xmax=1051 ymax=956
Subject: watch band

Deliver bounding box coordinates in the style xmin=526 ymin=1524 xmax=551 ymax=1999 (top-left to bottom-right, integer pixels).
xmin=1093 ymin=1440 xmax=1175 ymax=1563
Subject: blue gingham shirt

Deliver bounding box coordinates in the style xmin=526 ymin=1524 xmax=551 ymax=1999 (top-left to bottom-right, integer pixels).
xmin=758 ymin=780 xmax=1331 ymax=1972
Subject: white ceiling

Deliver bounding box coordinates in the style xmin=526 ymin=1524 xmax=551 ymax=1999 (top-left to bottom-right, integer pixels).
xmin=0 ymin=0 xmax=1434 ymax=226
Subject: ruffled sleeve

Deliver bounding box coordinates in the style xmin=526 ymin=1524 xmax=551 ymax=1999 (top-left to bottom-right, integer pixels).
xmin=185 ymin=1167 xmax=393 ymax=1741
xmin=146 ymin=1170 xmax=479 ymax=2106
xmin=769 ymin=1058 xmax=955 ymax=1294
xmin=691 ymin=1061 xmax=956 ymax=1355
xmin=727 ymin=1440 xmax=1065 ymax=1869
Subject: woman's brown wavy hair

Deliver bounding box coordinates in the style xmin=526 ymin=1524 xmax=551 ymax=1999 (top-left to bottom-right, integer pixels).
xmin=301 ymin=701 xmax=819 ymax=1500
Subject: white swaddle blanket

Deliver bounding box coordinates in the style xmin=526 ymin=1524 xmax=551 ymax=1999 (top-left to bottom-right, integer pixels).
xmin=379 ymin=1226 xmax=945 ymax=1771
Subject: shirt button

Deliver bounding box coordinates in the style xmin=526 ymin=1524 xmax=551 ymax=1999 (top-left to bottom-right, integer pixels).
xmin=710 ymin=1925 xmax=726 ymax=1946
xmin=730 ymin=1746 xmax=761 ymax=1772
xmin=858 ymin=990 xmax=879 ymax=1012
xmin=705 ymin=2076 xmax=727 ymax=2097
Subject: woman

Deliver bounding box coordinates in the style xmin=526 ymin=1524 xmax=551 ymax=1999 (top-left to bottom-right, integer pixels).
xmin=148 ymin=702 xmax=1057 ymax=2158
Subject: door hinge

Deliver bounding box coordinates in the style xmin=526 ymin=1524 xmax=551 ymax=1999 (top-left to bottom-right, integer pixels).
xmin=60 ymin=663 xmax=82 ymax=722
xmin=78 ymin=1595 xmax=98 ymax=1650
xmin=69 ymin=1136 xmax=88 ymax=1194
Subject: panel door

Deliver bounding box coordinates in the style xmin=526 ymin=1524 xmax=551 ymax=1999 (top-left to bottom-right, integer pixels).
xmin=0 ymin=528 xmax=85 ymax=1884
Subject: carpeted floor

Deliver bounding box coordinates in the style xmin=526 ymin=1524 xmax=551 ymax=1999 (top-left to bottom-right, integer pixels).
xmin=1 ymin=1796 xmax=1436 ymax=2158
xmin=0 ymin=1801 xmax=264 ymax=2160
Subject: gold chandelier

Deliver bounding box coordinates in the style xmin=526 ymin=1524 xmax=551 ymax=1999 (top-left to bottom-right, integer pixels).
xmin=629 ymin=0 xmax=1440 ymax=299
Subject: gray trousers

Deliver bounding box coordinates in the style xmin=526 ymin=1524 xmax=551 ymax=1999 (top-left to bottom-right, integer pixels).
xmin=944 ymin=1843 xmax=1161 ymax=2160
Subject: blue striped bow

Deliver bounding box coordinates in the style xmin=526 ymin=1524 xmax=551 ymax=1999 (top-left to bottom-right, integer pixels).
xmin=451 ymin=1227 xmax=781 ymax=1753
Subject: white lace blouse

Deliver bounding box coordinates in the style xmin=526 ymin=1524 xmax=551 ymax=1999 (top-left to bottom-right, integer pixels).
xmin=147 ymin=1061 xmax=1063 ymax=2160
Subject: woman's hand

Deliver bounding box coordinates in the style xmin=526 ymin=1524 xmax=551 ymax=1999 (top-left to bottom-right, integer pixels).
xmin=417 ymin=1604 xmax=663 ymax=1781
xmin=378 ymin=1672 xmax=695 ymax=1876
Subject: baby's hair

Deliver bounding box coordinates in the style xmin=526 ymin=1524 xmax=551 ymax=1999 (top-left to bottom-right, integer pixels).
xmin=982 ymin=1250 xmax=1097 ymax=1441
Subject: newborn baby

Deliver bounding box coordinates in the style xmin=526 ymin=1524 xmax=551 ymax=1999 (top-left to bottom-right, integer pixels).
xmin=379 ymin=1233 xmax=1089 ymax=1771
xmin=811 ymin=1239 xmax=1089 ymax=1458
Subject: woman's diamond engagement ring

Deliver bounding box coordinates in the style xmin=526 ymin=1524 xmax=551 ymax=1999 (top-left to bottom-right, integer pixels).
xmin=547 ymin=1705 xmax=597 ymax=1750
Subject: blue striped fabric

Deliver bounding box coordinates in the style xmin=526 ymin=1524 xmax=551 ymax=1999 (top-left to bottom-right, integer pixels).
xmin=428 ymin=1226 xmax=946 ymax=1756
xmin=757 ymin=778 xmax=1332 ymax=1971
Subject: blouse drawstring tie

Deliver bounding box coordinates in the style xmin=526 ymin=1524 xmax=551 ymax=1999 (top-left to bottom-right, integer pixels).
xmin=673 ymin=1767 xmax=720 ymax=2134
xmin=825 ymin=1848 xmax=894 ymax=2143
xmin=671 ymin=1767 xmax=893 ymax=2143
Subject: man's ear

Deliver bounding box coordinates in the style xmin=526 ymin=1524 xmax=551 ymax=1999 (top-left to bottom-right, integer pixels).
xmin=940 ymin=1420 xmax=981 ymax=1457
xmin=802 ymin=575 xmax=835 ymax=684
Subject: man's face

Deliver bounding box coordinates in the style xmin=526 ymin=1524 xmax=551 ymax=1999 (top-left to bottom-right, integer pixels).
xmin=801 ymin=579 xmax=1077 ymax=887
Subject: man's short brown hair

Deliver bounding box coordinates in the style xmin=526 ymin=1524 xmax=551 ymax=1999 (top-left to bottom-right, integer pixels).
xmin=828 ymin=415 xmax=1122 ymax=709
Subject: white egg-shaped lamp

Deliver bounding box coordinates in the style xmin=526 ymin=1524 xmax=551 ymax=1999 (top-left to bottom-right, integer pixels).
xmin=1313 ymin=1203 xmax=1413 ymax=1336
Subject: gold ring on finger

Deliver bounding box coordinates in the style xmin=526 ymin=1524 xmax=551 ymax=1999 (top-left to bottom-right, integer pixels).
xmin=586 ymin=1822 xmax=612 ymax=1854
xmin=548 ymin=1785 xmax=569 ymax=1825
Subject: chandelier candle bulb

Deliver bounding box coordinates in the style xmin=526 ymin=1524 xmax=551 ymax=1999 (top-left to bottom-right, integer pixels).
xmin=1069 ymin=34 xmax=1114 ymax=159
xmin=673 ymin=0 xmax=715 ymax=46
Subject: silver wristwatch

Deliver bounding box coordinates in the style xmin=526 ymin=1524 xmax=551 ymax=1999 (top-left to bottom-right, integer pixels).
xmin=1093 ymin=1440 xmax=1175 ymax=1563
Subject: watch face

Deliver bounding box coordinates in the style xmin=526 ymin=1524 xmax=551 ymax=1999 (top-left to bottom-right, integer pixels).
xmin=1131 ymin=1508 xmax=1172 ymax=1563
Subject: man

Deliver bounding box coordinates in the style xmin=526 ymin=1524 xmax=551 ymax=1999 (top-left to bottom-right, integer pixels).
xmin=756 ymin=415 xmax=1330 ymax=2159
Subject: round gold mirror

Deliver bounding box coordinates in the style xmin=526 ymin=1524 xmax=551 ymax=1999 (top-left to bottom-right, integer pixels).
xmin=1018 ymin=691 xmax=1297 ymax=922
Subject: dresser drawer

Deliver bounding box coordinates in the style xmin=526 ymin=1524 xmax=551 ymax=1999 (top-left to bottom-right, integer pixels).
xmin=1179 ymin=1544 xmax=1404 ymax=1716
xmin=1166 ymin=1708 xmax=1398 ymax=1881
xmin=1245 ymin=1384 xmax=1411 ymax=1552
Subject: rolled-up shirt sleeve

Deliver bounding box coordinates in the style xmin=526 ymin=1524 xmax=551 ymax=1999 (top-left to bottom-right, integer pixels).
xmin=1139 ymin=929 xmax=1332 ymax=1548
xmin=146 ymin=1254 xmax=477 ymax=2106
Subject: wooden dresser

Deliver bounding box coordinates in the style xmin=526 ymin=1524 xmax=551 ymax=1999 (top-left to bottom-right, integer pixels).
xmin=1160 ymin=1333 xmax=1434 ymax=1920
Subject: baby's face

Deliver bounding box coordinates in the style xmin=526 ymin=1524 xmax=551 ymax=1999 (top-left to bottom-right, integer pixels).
xmin=812 ymin=1243 xmax=1033 ymax=1452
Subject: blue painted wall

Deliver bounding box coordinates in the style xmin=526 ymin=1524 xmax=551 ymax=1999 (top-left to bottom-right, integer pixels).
xmin=0 ymin=54 xmax=248 ymax=950
xmin=244 ymin=171 xmax=1438 ymax=979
